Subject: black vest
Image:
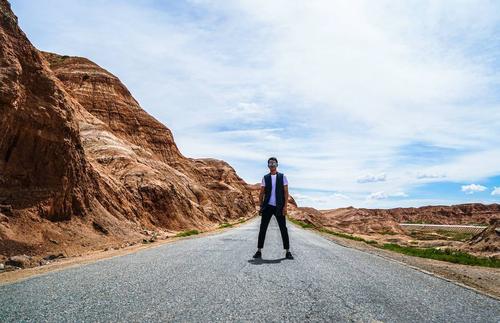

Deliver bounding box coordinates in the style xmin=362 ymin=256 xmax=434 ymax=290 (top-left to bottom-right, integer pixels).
xmin=262 ymin=172 xmax=285 ymax=210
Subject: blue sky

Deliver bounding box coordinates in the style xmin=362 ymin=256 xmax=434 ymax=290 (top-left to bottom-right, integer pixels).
xmin=10 ymin=0 xmax=500 ymax=209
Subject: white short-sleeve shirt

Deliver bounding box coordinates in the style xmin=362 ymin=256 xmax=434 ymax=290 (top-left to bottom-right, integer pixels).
xmin=261 ymin=173 xmax=288 ymax=206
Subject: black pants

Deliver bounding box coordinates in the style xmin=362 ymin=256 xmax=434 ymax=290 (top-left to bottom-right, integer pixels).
xmin=257 ymin=205 xmax=290 ymax=250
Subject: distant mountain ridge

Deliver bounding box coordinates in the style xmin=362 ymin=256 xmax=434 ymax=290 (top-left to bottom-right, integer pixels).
xmin=291 ymin=203 xmax=499 ymax=234
xmin=288 ymin=202 xmax=499 ymax=255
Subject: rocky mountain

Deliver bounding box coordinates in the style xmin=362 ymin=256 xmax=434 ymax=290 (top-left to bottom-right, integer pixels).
xmin=0 ymin=0 xmax=255 ymax=266
xmin=290 ymin=203 xmax=500 ymax=235
xmin=289 ymin=203 xmax=499 ymax=255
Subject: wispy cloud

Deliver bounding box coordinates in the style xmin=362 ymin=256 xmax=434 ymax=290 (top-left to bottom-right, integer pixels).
xmin=368 ymin=191 xmax=408 ymax=200
xmin=368 ymin=192 xmax=388 ymax=200
xmin=357 ymin=173 xmax=387 ymax=184
xmin=491 ymin=187 xmax=500 ymax=196
xmin=416 ymin=173 xmax=446 ymax=180
xmin=224 ymin=102 xmax=268 ymax=122
xmin=461 ymin=184 xmax=487 ymax=194
xmin=292 ymin=193 xmax=328 ymax=204
xmin=331 ymin=193 xmax=349 ymax=200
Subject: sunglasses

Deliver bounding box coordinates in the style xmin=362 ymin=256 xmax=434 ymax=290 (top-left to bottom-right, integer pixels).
xmin=268 ymin=162 xmax=278 ymax=167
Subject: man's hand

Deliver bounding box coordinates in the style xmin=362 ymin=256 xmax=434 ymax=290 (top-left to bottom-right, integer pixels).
xmin=284 ymin=185 xmax=289 ymax=216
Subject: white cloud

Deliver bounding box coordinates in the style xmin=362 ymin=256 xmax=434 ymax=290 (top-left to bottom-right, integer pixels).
xmin=331 ymin=193 xmax=349 ymax=200
xmin=224 ymin=102 xmax=268 ymax=122
xmin=292 ymin=193 xmax=328 ymax=204
xmin=491 ymin=187 xmax=500 ymax=196
xmin=357 ymin=173 xmax=387 ymax=183
xmin=368 ymin=191 xmax=388 ymax=200
xmin=391 ymin=192 xmax=409 ymax=197
xmin=368 ymin=191 xmax=408 ymax=200
xmin=416 ymin=173 xmax=446 ymax=179
xmin=461 ymin=184 xmax=487 ymax=194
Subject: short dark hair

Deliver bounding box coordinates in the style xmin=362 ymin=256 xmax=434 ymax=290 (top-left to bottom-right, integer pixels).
xmin=268 ymin=157 xmax=278 ymax=163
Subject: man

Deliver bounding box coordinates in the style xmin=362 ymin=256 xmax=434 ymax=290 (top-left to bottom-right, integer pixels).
xmin=253 ymin=157 xmax=293 ymax=260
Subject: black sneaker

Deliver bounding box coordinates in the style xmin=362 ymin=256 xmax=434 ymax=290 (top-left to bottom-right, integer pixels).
xmin=285 ymin=251 xmax=294 ymax=259
xmin=253 ymin=250 xmax=262 ymax=259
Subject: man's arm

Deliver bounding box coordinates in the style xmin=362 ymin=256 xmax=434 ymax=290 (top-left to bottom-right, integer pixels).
xmin=259 ymin=176 xmax=266 ymax=211
xmin=284 ymin=185 xmax=289 ymax=214
xmin=259 ymin=186 xmax=265 ymax=212
xmin=259 ymin=186 xmax=265 ymax=208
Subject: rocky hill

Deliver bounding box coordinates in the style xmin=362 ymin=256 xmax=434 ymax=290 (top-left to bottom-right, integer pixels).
xmin=289 ymin=203 xmax=499 ymax=255
xmin=291 ymin=203 xmax=499 ymax=234
xmin=465 ymin=218 xmax=500 ymax=254
xmin=0 ymin=0 xmax=255 ymax=266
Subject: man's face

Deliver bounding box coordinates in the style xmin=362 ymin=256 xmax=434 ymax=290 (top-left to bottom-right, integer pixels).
xmin=268 ymin=160 xmax=278 ymax=170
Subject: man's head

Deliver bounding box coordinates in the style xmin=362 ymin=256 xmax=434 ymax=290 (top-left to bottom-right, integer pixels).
xmin=268 ymin=157 xmax=278 ymax=171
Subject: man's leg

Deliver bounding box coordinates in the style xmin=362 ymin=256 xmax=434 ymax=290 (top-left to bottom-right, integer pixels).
xmin=257 ymin=206 xmax=272 ymax=249
xmin=275 ymin=208 xmax=290 ymax=250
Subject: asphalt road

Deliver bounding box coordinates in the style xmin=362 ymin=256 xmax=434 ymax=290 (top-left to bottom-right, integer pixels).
xmin=1 ymin=216 xmax=499 ymax=322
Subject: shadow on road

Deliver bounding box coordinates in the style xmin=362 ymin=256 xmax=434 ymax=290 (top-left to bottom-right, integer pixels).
xmin=248 ymin=257 xmax=288 ymax=265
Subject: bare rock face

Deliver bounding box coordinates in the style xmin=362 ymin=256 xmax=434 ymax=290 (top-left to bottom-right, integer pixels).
xmin=41 ymin=52 xmax=184 ymax=164
xmin=465 ymin=218 xmax=500 ymax=254
xmin=0 ymin=0 xmax=95 ymax=222
xmin=0 ymin=0 xmax=255 ymax=265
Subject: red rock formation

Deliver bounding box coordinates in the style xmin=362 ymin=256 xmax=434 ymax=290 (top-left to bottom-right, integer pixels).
xmin=41 ymin=52 xmax=256 ymax=230
xmin=0 ymin=1 xmax=96 ymax=221
xmin=41 ymin=52 xmax=184 ymax=164
xmin=289 ymin=204 xmax=500 ymax=235
xmin=465 ymin=218 xmax=500 ymax=253
xmin=287 ymin=203 xmax=499 ymax=257
xmin=0 ymin=0 xmax=256 ymax=266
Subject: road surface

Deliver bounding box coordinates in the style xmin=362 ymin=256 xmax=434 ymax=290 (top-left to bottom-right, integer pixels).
xmin=1 ymin=216 xmax=499 ymax=322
